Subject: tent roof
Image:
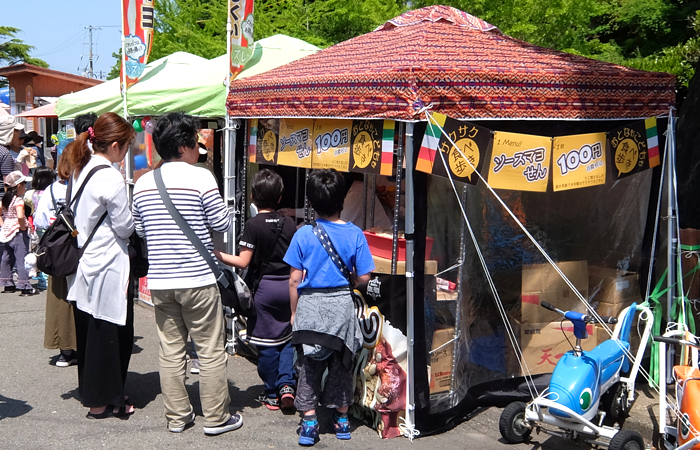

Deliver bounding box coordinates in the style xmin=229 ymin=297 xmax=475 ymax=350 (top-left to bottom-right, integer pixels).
xmin=15 ymin=102 xmax=57 ymax=118
xmin=56 ymin=35 xmax=320 ymax=119
xmin=226 ymin=5 xmax=676 ymax=121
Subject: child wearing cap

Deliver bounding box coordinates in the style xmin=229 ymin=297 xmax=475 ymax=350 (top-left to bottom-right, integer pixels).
xmin=0 ymin=170 xmax=37 ymax=296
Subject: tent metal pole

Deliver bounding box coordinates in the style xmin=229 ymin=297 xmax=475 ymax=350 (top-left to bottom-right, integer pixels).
xmin=120 ymin=9 xmax=133 ymax=204
xmin=450 ymin=185 xmax=467 ymax=407
xmin=666 ymin=110 xmax=677 ymax=384
xmin=224 ymin=10 xmax=236 ymax=254
xmin=392 ymin=122 xmax=405 ymax=274
xmin=404 ymin=122 xmax=416 ymax=435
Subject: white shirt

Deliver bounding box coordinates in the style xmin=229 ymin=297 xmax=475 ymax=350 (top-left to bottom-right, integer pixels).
xmin=66 ymin=155 xmax=134 ymax=325
xmin=341 ymin=180 xmax=392 ymax=230
xmin=34 ymin=180 xmax=67 ymax=230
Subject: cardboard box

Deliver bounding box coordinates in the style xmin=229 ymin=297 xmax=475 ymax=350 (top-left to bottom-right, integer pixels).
xmin=520 ymin=321 xmax=597 ymax=375
xmin=681 ymin=228 xmax=700 ymax=300
xmin=595 ymin=300 xmax=634 ymax=319
xmin=429 ymin=327 xmax=455 ymax=394
xmin=372 ymin=255 xmax=438 ymax=275
xmin=521 ymin=261 xmax=588 ymax=323
xmin=588 ymin=266 xmax=641 ymax=305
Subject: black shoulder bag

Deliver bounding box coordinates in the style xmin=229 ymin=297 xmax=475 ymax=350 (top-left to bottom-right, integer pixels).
xmin=36 ymin=166 xmax=109 ymax=277
xmin=153 ymin=168 xmax=255 ymax=317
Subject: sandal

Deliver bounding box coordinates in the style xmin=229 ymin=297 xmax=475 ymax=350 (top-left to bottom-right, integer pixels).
xmin=112 ymin=405 xmax=135 ymax=419
xmin=86 ymin=407 xmax=112 ymax=420
xmin=85 ymin=405 xmax=135 ymax=420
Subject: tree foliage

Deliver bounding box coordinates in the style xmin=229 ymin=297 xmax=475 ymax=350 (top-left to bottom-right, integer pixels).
xmin=0 ymin=27 xmax=49 ymax=87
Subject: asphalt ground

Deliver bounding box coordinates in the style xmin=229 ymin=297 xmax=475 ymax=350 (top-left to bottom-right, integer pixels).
xmin=0 ymin=289 xmax=663 ymax=449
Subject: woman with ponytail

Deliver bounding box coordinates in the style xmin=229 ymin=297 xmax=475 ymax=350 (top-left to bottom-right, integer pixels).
xmin=0 ymin=170 xmax=36 ymax=296
xmin=63 ymin=112 xmax=136 ymax=419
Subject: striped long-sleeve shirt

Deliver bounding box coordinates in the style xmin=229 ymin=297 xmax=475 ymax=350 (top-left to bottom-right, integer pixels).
xmin=132 ymin=161 xmax=231 ymax=290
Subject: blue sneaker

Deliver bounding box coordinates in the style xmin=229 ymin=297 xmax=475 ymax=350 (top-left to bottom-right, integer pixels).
xmin=333 ymin=414 xmax=351 ymax=440
xmin=298 ymin=418 xmax=319 ymax=446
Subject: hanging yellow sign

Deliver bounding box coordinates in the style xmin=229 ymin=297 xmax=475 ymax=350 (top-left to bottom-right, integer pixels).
xmin=311 ymin=119 xmax=351 ymax=171
xmin=552 ymin=133 xmax=606 ymax=192
xmin=488 ymin=131 xmax=551 ymax=192
xmin=277 ymin=118 xmax=313 ymax=168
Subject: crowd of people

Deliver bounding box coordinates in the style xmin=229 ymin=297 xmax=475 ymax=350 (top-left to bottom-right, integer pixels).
xmin=0 ymin=111 xmax=375 ymax=445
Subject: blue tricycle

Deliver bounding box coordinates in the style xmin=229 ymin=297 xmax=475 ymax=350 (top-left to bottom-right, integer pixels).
xmin=499 ymin=301 xmax=653 ymax=450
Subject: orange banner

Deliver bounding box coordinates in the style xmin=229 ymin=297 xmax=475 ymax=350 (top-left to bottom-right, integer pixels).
xmin=229 ymin=0 xmax=255 ymax=81
xmin=121 ymin=0 xmax=155 ymax=89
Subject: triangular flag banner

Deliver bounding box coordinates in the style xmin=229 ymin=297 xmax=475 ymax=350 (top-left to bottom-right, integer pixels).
xmin=417 ymin=113 xmax=489 ymax=185
xmin=608 ymin=118 xmax=659 ymax=180
xmin=487 ymin=131 xmax=551 ymax=192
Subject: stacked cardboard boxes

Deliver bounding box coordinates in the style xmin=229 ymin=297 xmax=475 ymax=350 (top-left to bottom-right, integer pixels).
xmin=429 ymin=327 xmax=455 ymax=394
xmin=518 ymin=261 xmax=591 ymax=375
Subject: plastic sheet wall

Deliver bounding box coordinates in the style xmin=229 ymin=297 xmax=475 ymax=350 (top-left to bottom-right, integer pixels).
xmin=412 ymin=119 xmax=666 ymax=433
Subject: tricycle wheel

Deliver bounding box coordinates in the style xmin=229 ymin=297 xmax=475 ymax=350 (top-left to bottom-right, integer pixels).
xmin=499 ymin=401 xmax=531 ymax=444
xmin=608 ymin=429 xmax=644 ymax=450
xmin=601 ymin=382 xmax=629 ymax=424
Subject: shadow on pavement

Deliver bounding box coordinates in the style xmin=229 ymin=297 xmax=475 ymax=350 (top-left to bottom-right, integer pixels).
xmin=0 ymin=394 xmax=32 ymax=420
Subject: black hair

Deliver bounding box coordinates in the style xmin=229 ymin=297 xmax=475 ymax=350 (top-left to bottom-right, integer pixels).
xmin=306 ymin=169 xmax=345 ymax=218
xmin=152 ymin=112 xmax=199 ymax=161
xmin=32 ymin=166 xmax=56 ymax=191
xmin=74 ymin=113 xmax=98 ymax=135
xmin=2 ymin=186 xmax=17 ymax=210
xmin=251 ymin=169 xmax=284 ymax=210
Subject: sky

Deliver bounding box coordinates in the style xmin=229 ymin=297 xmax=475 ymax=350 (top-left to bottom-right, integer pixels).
xmin=4 ymin=0 xmax=124 ymax=79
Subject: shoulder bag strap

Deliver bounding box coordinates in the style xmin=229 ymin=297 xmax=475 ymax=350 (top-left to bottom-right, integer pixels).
xmin=49 ymin=183 xmax=57 ymax=213
xmin=64 ymin=165 xmax=109 ymax=254
xmin=250 ymin=213 xmax=285 ymax=296
xmin=67 ymin=165 xmax=109 ymax=207
xmin=311 ymin=221 xmax=352 ymax=286
xmin=153 ymin=168 xmax=227 ymax=286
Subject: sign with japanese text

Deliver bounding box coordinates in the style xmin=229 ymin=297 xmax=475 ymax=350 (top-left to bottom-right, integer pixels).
xmin=608 ymin=119 xmax=660 ymax=180
xmin=277 ymin=118 xmax=313 ymax=168
xmin=552 ymin=133 xmax=606 ymax=192
xmin=349 ymin=120 xmax=386 ymax=175
xmin=228 ymin=0 xmax=254 ymax=81
xmin=488 ymin=132 xmax=551 ymax=192
xmin=255 ymin=118 xmax=279 ymax=165
xmin=121 ymin=0 xmax=155 ymax=89
xmin=417 ymin=113 xmax=490 ymax=184
xmin=311 ymin=119 xmax=351 ymax=171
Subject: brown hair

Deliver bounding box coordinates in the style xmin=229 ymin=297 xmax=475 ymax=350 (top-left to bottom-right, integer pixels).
xmin=64 ymin=112 xmax=135 ymax=176
xmin=56 ymin=147 xmax=72 ymax=181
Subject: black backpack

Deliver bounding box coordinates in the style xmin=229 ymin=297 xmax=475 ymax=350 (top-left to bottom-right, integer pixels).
xmin=35 ymin=166 xmax=109 ymax=277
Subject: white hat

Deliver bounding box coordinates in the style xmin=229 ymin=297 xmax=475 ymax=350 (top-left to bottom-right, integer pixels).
xmin=4 ymin=171 xmax=31 ymax=188
xmin=0 ymin=116 xmax=24 ymax=146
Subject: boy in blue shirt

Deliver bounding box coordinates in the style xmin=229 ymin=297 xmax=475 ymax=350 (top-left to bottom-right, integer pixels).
xmin=284 ymin=169 xmax=375 ymax=446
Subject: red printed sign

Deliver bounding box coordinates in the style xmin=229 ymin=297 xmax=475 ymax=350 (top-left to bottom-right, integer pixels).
xmin=228 ymin=0 xmax=254 ymax=80
xmin=121 ymin=0 xmax=155 ymax=89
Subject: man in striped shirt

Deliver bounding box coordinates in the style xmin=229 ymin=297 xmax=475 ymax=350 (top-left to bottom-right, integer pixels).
xmin=132 ymin=112 xmax=242 ymax=436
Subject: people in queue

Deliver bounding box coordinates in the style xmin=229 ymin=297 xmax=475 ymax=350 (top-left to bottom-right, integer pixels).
xmin=25 ymin=166 xmax=55 ymax=290
xmin=284 ymin=168 xmax=375 ymax=446
xmin=0 ymin=170 xmax=37 ymax=296
xmin=63 ymin=112 xmax=136 ymax=419
xmin=215 ymin=168 xmax=297 ymax=411
xmin=35 ymin=156 xmax=75 ymax=367
xmin=132 ymin=112 xmax=242 ymax=435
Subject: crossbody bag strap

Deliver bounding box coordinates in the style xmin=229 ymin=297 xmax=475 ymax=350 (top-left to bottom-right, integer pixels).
xmin=153 ymin=168 xmax=227 ymax=286
xmin=251 ymin=213 xmax=285 ymax=296
xmin=49 ymin=183 xmax=57 ymax=213
xmin=311 ymin=221 xmax=352 ymax=286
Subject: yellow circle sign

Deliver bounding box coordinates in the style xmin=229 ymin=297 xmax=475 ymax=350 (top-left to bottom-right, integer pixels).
xmin=614 ymin=138 xmax=639 ymax=175
xmin=449 ymin=138 xmax=479 ymax=179
xmin=261 ymin=130 xmax=277 ymax=162
xmin=352 ymin=131 xmax=374 ymax=169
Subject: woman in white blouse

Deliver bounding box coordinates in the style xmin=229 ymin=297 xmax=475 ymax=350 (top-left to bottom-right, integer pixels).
xmin=62 ymin=112 xmax=136 ymax=419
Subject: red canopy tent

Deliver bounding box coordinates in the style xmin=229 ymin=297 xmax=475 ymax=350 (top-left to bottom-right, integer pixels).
xmin=226 ymin=5 xmax=677 ymax=439
xmin=227 ymin=5 xmax=675 ymax=121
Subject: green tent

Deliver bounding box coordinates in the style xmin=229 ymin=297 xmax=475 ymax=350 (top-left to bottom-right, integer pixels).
xmin=55 ymin=35 xmax=320 ymax=119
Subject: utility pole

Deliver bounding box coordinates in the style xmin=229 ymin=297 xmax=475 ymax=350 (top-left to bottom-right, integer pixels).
xmin=85 ymin=25 xmax=102 ymax=78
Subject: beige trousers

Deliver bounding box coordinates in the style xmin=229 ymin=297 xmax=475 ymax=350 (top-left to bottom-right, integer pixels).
xmin=43 ymin=276 xmax=76 ymax=351
xmin=151 ymin=284 xmax=231 ymax=428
